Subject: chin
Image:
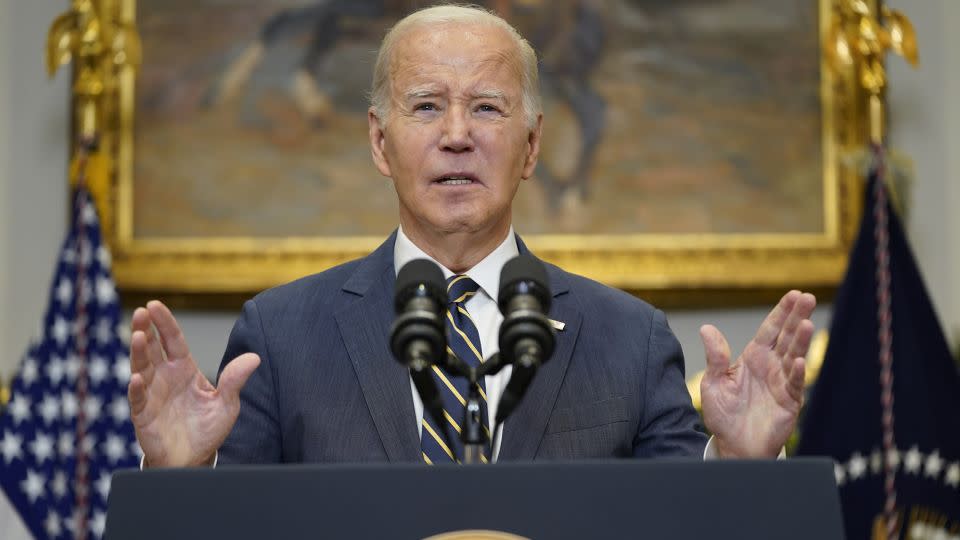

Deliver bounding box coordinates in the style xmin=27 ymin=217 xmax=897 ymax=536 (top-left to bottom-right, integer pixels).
xmin=427 ymin=206 xmax=487 ymax=231
xmin=405 ymin=203 xmax=505 ymax=237
xmin=434 ymin=218 xmax=483 ymax=235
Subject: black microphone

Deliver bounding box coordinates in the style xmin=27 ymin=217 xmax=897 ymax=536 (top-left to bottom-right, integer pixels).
xmin=495 ymin=254 xmax=555 ymax=425
xmin=391 ymin=259 xmax=447 ymax=370
xmin=390 ymin=259 xmax=457 ymax=454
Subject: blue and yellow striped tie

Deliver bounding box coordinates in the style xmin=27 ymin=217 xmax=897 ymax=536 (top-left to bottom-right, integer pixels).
xmin=420 ymin=275 xmax=490 ymax=464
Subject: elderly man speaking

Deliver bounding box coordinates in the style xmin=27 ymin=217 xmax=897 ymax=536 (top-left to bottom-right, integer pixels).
xmin=127 ymin=4 xmax=816 ymax=467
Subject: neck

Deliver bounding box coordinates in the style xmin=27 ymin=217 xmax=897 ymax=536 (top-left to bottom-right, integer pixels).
xmin=400 ymin=219 xmax=511 ymax=274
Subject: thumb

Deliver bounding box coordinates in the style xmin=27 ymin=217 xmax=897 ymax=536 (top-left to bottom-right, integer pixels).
xmin=699 ymin=324 xmax=731 ymax=380
xmin=217 ymin=353 xmax=261 ymax=404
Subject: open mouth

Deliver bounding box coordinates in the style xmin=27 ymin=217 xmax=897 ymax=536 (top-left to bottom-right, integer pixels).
xmin=434 ymin=175 xmax=478 ymax=186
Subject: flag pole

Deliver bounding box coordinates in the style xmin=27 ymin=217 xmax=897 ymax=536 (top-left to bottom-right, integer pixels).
xmin=824 ymin=3 xmax=918 ymax=538
xmin=44 ymin=5 xmax=141 ymax=538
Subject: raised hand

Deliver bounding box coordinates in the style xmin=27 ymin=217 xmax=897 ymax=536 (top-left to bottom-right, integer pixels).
xmin=699 ymin=290 xmax=816 ymax=458
xmin=128 ymin=300 xmax=260 ymax=467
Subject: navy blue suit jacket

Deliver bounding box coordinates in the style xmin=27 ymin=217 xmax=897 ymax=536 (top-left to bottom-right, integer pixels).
xmin=217 ymin=232 xmax=707 ymax=463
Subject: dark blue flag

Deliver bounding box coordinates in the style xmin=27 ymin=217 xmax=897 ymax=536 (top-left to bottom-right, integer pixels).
xmin=0 ymin=188 xmax=141 ymax=539
xmin=796 ymin=167 xmax=960 ymax=540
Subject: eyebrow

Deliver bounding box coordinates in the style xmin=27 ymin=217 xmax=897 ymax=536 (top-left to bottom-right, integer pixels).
xmin=402 ymin=87 xmax=509 ymax=101
xmin=404 ymin=87 xmax=442 ymax=100
xmin=472 ymin=89 xmax=507 ymax=101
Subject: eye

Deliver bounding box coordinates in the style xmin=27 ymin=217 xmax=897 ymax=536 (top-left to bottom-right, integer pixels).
xmin=414 ymin=102 xmax=437 ymax=112
xmin=476 ymin=103 xmax=500 ymax=113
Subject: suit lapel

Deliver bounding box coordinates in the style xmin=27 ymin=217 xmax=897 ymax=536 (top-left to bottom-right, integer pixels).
xmin=335 ymin=232 xmax=421 ymax=462
xmin=498 ymin=245 xmax=582 ymax=460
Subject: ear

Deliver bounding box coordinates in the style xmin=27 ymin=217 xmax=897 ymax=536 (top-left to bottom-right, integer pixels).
xmin=368 ymin=107 xmax=392 ymax=178
xmin=520 ymin=114 xmax=543 ymax=180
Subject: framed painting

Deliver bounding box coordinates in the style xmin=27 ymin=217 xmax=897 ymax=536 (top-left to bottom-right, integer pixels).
xmin=93 ymin=0 xmax=875 ymax=306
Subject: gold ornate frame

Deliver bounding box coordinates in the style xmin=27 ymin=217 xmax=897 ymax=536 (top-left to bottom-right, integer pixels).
xmin=77 ymin=0 xmax=879 ymax=306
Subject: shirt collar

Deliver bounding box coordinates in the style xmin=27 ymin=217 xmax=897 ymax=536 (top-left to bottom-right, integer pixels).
xmin=394 ymin=226 xmax=519 ymax=301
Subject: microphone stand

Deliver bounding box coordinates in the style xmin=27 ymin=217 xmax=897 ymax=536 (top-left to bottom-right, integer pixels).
xmin=443 ymin=352 xmax=508 ymax=465
xmin=462 ymin=380 xmax=485 ymax=464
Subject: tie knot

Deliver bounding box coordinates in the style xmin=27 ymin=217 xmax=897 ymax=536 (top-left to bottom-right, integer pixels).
xmin=446 ymin=275 xmax=480 ymax=305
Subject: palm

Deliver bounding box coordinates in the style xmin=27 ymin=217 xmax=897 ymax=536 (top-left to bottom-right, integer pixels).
xmin=699 ymin=291 xmax=816 ymax=458
xmin=128 ymin=301 xmax=260 ymax=467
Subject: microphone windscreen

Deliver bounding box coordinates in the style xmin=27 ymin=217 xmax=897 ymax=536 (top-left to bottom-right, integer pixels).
xmin=395 ymin=258 xmax=447 ymax=313
xmin=498 ymin=254 xmax=550 ymax=310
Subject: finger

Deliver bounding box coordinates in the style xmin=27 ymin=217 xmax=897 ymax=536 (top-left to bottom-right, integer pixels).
xmin=134 ymin=305 xmax=168 ymax=367
xmin=146 ymin=300 xmax=191 ymax=360
xmin=796 ymin=292 xmax=817 ymax=319
xmin=774 ymin=295 xmax=808 ymax=358
xmin=131 ymin=306 xmax=151 ymax=334
xmin=143 ymin=319 xmax=167 ymax=367
xmin=781 ymin=293 xmax=817 ymax=356
xmin=217 ymin=353 xmax=261 ymax=406
xmin=785 ymin=319 xmax=815 ymax=367
xmin=786 ymin=357 xmax=806 ymax=404
xmin=130 ymin=330 xmax=156 ymax=385
xmin=128 ymin=373 xmax=148 ymax=417
xmin=700 ymin=324 xmax=732 ymax=379
xmin=132 ymin=306 xmax=165 ymax=368
xmin=754 ymin=290 xmax=800 ymax=347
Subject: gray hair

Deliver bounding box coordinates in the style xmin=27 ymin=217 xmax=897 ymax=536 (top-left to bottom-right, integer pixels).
xmin=370 ymin=4 xmax=541 ymax=129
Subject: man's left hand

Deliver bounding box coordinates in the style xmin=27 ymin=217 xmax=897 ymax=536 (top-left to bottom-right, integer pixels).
xmin=699 ymin=290 xmax=816 ymax=458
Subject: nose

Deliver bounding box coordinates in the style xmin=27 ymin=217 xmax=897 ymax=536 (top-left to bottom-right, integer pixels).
xmin=439 ymin=107 xmax=474 ymax=154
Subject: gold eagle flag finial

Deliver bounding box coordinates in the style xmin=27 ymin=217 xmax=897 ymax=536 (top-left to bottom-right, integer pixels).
xmin=826 ymin=0 xmax=918 ymax=145
xmin=826 ymin=1 xmax=919 ymax=218
xmin=46 ymin=0 xmax=141 ymax=229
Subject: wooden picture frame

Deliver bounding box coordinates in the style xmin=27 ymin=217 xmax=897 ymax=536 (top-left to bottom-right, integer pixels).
xmin=88 ymin=0 xmax=874 ymax=307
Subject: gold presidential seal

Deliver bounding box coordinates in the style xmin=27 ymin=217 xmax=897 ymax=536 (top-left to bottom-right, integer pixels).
xmin=423 ymin=530 xmax=530 ymax=540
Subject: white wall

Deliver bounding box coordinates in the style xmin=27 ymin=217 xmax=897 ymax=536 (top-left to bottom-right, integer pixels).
xmin=0 ymin=0 xmax=69 ymax=377
xmin=949 ymin=1 xmax=960 ymax=350
xmin=0 ymin=0 xmax=11 ymax=374
xmin=0 ymin=0 xmax=956 ymax=382
xmin=888 ymin=0 xmax=960 ymax=350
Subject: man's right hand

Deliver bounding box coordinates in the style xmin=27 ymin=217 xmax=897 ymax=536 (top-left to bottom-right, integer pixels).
xmin=128 ymin=300 xmax=260 ymax=467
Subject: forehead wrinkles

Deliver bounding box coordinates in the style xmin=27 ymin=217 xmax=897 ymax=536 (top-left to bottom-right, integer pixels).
xmin=388 ymin=25 xmax=523 ymax=101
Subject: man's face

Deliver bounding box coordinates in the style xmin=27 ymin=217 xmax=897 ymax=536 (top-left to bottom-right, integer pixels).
xmin=369 ymin=22 xmax=542 ymax=241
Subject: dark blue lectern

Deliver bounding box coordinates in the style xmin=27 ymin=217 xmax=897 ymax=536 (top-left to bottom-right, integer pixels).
xmin=105 ymin=459 xmax=843 ymax=539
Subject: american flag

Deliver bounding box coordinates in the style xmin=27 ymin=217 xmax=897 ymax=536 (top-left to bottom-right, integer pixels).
xmin=0 ymin=188 xmax=140 ymax=539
